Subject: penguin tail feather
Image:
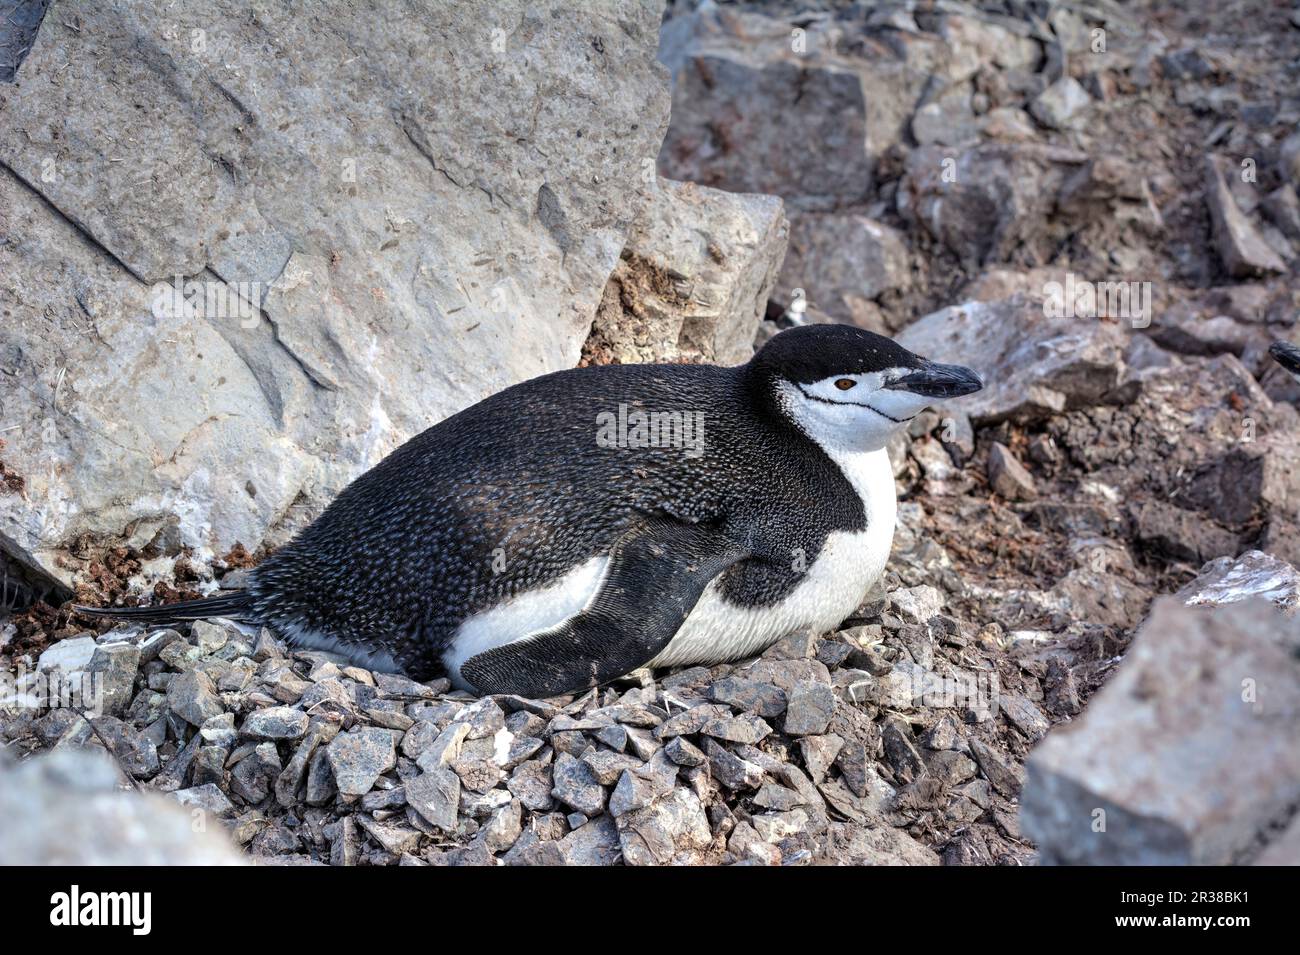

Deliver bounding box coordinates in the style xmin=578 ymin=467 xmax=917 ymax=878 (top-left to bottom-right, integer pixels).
xmin=74 ymin=590 xmax=255 ymax=626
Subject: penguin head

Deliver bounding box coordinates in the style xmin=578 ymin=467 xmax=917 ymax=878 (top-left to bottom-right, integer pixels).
xmin=750 ymin=323 xmax=983 ymax=453
xmin=1270 ymin=341 xmax=1300 ymax=381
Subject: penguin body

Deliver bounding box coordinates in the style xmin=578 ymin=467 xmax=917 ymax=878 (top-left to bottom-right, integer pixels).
xmin=81 ymin=324 xmax=981 ymax=697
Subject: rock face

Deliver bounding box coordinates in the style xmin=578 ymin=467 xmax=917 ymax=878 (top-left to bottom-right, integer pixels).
xmin=0 ymin=0 xmax=671 ymax=585
xmin=582 ymin=177 xmax=787 ymax=366
xmin=657 ymin=8 xmax=938 ymax=204
xmin=0 ymin=747 xmax=245 ymax=864
xmin=1021 ymin=596 xmax=1300 ymax=865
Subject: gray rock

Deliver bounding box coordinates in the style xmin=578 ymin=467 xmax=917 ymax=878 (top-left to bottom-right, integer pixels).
xmin=550 ymin=752 xmax=607 ymax=818
xmin=326 ymin=727 xmax=397 ymax=798
xmin=0 ymin=0 xmax=670 ymax=588
xmin=798 ymin=734 xmax=845 ymax=784
xmin=699 ymin=712 xmax=772 ymax=745
xmin=659 ymin=9 xmax=929 ymax=202
xmin=171 ymin=783 xmax=235 ymax=819
xmin=617 ymin=787 xmax=712 ymax=865
xmin=37 ymin=635 xmax=97 ymax=674
xmin=481 ymin=799 xmax=523 ymax=854
xmin=987 ymin=443 xmax=1038 ymax=501
xmin=1205 ymin=155 xmax=1287 ymax=277
xmin=705 ymin=739 xmax=765 ymax=790
xmin=405 ymin=767 xmax=461 ymax=832
xmin=664 ymin=736 xmax=707 ymax=768
xmin=783 ymin=681 xmax=836 ymax=736
xmin=242 ymin=706 xmax=309 ymax=741
xmin=0 ymin=748 xmax=244 ymax=864
xmin=581 ymin=749 xmax=643 ymax=787
xmin=167 ymin=670 xmax=224 ymax=727
xmin=897 ymin=295 xmax=1128 ymax=424
xmin=1176 ymin=550 xmax=1300 ymax=614
xmin=1029 ymin=76 xmax=1091 ymax=129
xmin=1022 ymin=598 xmax=1300 ymax=864
xmin=507 ymin=759 xmax=555 ymax=813
xmin=898 ymin=143 xmax=1089 ymax=268
xmin=85 ymin=642 xmax=141 ymax=717
xmin=773 ymin=213 xmax=910 ymax=331
xmin=557 ymin=814 xmax=622 ymax=866
xmin=584 ymin=177 xmax=786 ymax=366
xmin=89 ymin=715 xmax=161 ymax=779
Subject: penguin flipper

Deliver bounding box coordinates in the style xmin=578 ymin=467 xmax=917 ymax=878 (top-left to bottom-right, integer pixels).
xmin=460 ymin=518 xmax=747 ymax=698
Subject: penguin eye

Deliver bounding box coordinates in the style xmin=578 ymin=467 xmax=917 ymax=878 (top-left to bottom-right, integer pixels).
xmin=834 ymin=378 xmax=856 ymax=391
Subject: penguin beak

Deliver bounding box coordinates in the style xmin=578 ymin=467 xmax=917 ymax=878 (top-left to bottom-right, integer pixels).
xmin=1271 ymin=341 xmax=1300 ymax=378
xmin=885 ymin=360 xmax=984 ymax=399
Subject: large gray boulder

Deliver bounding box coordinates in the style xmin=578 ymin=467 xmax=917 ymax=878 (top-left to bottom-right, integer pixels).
xmin=1021 ymin=594 xmax=1300 ymax=865
xmin=0 ymin=0 xmax=671 ymax=585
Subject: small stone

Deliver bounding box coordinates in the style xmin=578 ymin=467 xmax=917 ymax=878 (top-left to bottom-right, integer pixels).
xmin=988 ymin=442 xmax=1037 ymax=501
xmin=998 ymin=693 xmax=1051 ymax=741
xmin=171 ymin=783 xmax=235 ymax=819
xmin=482 ymin=798 xmax=523 ymax=853
xmin=706 ymin=677 xmax=787 ymax=717
xmin=415 ymin=722 xmax=471 ymax=772
xmin=664 ymin=736 xmax=706 ymax=768
xmin=85 ymin=642 xmax=141 ymax=717
xmin=882 ymin=719 xmax=927 ymax=784
xmin=798 ymin=734 xmax=844 ymax=783
xmin=374 ymin=671 xmax=436 ymax=700
xmin=969 ymin=738 xmax=1024 ymax=798
xmin=452 ymin=697 xmax=506 ymax=740
xmin=889 ymin=586 xmax=945 ymax=625
xmin=783 ymin=681 xmax=835 ymax=736
xmin=581 ymin=748 xmax=643 ymax=786
xmin=557 ymin=814 xmax=622 ymax=865
xmin=594 ymin=723 xmax=628 ymax=752
xmin=699 ymin=712 xmax=772 ymax=745
xmin=507 ymin=759 xmax=554 ymax=812
xmin=406 ymin=767 xmax=461 ymax=830
xmin=327 ymin=727 xmax=398 ymax=797
xmin=242 ymin=706 xmax=309 ymax=741
xmin=705 ymin=739 xmax=764 ymax=790
xmin=753 ymin=782 xmax=803 ymax=812
xmin=550 ymin=752 xmax=606 ymax=817
xmin=89 ymin=716 xmax=160 ymax=779
xmin=37 ymin=635 xmax=97 ymax=674
xmin=167 ymin=669 xmax=224 ymax=726
xmin=1029 ymin=76 xmax=1090 ymax=129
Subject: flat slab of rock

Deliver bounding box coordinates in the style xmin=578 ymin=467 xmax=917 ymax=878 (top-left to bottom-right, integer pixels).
xmin=897 ymin=295 xmax=1128 ymax=424
xmin=1021 ymin=597 xmax=1300 ymax=864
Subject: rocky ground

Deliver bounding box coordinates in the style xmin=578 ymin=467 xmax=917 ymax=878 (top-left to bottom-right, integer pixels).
xmin=3 ymin=0 xmax=1300 ymax=865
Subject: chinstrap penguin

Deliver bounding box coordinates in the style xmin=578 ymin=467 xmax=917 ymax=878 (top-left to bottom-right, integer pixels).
xmin=80 ymin=324 xmax=982 ymax=698
xmin=1271 ymin=341 xmax=1300 ymax=380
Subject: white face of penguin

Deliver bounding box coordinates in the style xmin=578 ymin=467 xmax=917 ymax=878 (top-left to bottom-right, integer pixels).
xmin=777 ymin=368 xmax=953 ymax=455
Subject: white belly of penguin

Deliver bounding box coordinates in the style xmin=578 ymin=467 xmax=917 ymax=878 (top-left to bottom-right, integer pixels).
xmin=443 ymin=447 xmax=897 ymax=684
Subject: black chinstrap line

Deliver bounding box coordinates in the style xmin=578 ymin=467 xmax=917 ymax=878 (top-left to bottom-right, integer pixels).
xmin=794 ymin=383 xmax=917 ymax=424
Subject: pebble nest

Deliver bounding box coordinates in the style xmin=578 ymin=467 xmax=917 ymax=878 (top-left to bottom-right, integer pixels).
xmin=3 ymin=580 xmax=1063 ymax=866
